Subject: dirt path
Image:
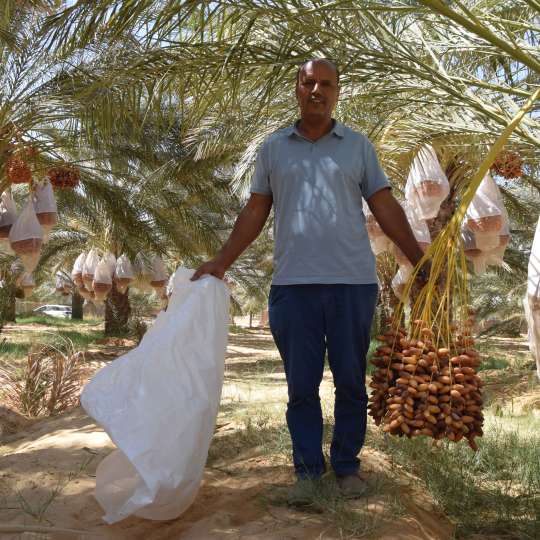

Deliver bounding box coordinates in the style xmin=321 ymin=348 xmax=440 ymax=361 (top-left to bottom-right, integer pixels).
xmin=0 ymin=329 xmax=454 ymax=540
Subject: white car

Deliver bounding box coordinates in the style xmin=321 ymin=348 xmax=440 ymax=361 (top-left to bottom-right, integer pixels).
xmin=33 ymin=305 xmax=72 ymax=318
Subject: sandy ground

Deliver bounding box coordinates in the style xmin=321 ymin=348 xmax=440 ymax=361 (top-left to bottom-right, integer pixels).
xmin=0 ymin=327 xmax=456 ymax=540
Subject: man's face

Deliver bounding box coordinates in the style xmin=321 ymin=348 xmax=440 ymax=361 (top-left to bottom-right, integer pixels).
xmin=296 ymin=61 xmax=339 ymax=123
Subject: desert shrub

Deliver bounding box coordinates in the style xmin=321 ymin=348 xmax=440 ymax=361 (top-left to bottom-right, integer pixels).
xmin=0 ymin=337 xmax=86 ymax=417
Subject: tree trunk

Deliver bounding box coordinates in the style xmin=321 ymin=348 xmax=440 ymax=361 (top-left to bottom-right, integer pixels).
xmin=249 ymin=312 xmax=253 ymax=328
xmin=0 ymin=283 xmax=17 ymax=324
xmin=71 ymin=291 xmax=84 ymax=320
xmin=105 ymin=282 xmax=131 ymax=336
xmin=5 ymin=293 xmax=16 ymax=322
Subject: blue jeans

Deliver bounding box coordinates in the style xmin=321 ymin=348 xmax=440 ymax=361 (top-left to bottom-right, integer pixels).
xmin=268 ymin=283 xmax=378 ymax=478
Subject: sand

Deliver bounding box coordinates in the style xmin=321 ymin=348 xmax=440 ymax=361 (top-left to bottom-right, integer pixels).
xmin=0 ymin=328 xmax=454 ymax=540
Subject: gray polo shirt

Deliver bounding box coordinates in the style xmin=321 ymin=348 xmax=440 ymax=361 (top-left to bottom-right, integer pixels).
xmin=250 ymin=121 xmax=390 ymax=285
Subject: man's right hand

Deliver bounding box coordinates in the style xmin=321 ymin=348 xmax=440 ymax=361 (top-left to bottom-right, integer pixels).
xmin=191 ymin=259 xmax=227 ymax=281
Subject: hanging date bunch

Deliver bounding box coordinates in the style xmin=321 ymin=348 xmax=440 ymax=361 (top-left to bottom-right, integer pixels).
xmin=368 ymin=314 xmax=483 ymax=450
xmin=47 ymin=165 xmax=80 ymax=189
xmin=5 ymin=153 xmax=32 ymax=184
xmin=491 ymin=150 xmax=523 ymax=179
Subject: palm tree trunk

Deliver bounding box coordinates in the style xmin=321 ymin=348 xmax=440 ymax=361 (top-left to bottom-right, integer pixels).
xmin=105 ymin=282 xmax=131 ymax=336
xmin=0 ymin=283 xmax=17 ymax=326
xmin=71 ymin=291 xmax=84 ymax=320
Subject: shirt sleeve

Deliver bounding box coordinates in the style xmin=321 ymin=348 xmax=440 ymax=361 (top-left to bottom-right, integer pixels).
xmin=250 ymin=141 xmax=272 ymax=196
xmin=361 ymin=140 xmax=391 ymax=200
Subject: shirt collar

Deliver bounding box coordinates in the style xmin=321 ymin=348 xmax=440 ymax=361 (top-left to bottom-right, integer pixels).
xmin=287 ymin=119 xmax=344 ymax=139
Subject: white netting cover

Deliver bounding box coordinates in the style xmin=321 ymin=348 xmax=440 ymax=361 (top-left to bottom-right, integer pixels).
xmin=0 ymin=191 xmax=17 ymax=239
xmin=71 ymin=252 xmax=86 ymax=286
xmin=404 ymin=145 xmax=450 ymax=220
xmin=33 ymin=180 xmax=57 ymax=240
xmin=115 ymin=254 xmax=134 ymax=293
xmin=363 ymin=199 xmax=391 ymax=255
xmin=8 ymin=201 xmax=43 ymax=273
xmin=83 ymin=249 xmax=100 ymax=291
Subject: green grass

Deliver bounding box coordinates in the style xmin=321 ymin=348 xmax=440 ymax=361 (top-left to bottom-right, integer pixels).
xmin=478 ymin=355 xmax=510 ymax=371
xmin=367 ymin=410 xmax=540 ymax=539
xmin=208 ymin=409 xmax=404 ymax=538
xmin=1 ymin=317 xmax=104 ymax=362
xmin=15 ymin=315 xmax=101 ymax=327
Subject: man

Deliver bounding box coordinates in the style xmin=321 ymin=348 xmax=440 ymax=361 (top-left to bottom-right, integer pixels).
xmin=192 ymin=59 xmax=426 ymax=502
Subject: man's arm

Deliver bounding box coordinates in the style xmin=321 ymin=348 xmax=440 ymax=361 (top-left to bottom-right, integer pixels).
xmin=367 ymin=188 xmax=425 ymax=266
xmin=191 ymin=193 xmax=273 ymax=280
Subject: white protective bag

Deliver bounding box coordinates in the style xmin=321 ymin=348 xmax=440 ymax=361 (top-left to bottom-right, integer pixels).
xmin=102 ymin=252 xmax=117 ymax=276
xmin=0 ymin=190 xmax=17 ymax=239
xmin=114 ymin=254 xmax=134 ymax=293
xmin=363 ymin=199 xmax=391 ymax=255
xmin=461 ymin=227 xmax=488 ymax=274
xmin=391 ymin=265 xmax=413 ymax=301
xmin=134 ymin=251 xmax=153 ymax=291
xmin=71 ymin=252 xmax=86 ymax=287
xmin=392 ymin=202 xmax=431 ymax=266
xmin=33 ymin=180 xmax=57 ymax=241
xmin=81 ymin=268 xmax=230 ymax=523
xmin=523 ymin=297 xmax=540 ymax=380
xmin=465 ymin=173 xmax=503 ymax=250
xmin=8 ymin=201 xmax=43 ymax=273
xmin=525 ymin=216 xmax=540 ymax=379
xmin=82 ymin=249 xmax=100 ymax=291
xmin=150 ymin=255 xmax=168 ymax=295
xmin=404 ymin=145 xmax=450 ymax=220
xmin=93 ymin=259 xmax=113 ymax=303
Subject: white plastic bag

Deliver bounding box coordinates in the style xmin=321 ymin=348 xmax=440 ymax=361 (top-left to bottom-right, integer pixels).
xmin=363 ymin=200 xmax=391 ymax=255
xmin=93 ymin=259 xmax=113 ymax=302
xmin=71 ymin=252 xmax=86 ymax=287
xmin=391 ymin=265 xmax=413 ymax=301
xmin=8 ymin=201 xmax=43 ymax=273
xmin=33 ymin=180 xmax=57 ymax=241
xmin=150 ymin=255 xmax=168 ymax=295
xmin=0 ymin=191 xmax=17 ymax=239
xmin=465 ymin=173 xmax=503 ymax=250
xmin=102 ymin=252 xmax=117 ymax=276
xmin=81 ymin=268 xmax=230 ymax=523
xmin=83 ymin=249 xmax=100 ymax=291
xmin=114 ymin=254 xmax=134 ymax=294
xmin=392 ymin=202 xmax=431 ymax=266
xmin=461 ymin=227 xmax=487 ymax=274
xmin=462 ymin=178 xmax=509 ymax=270
xmin=405 ymin=145 xmax=449 ymax=220
xmin=134 ymin=252 xmax=153 ymax=291
xmin=523 ymin=296 xmax=540 ymax=380
xmin=527 ymin=216 xmax=540 ymax=304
